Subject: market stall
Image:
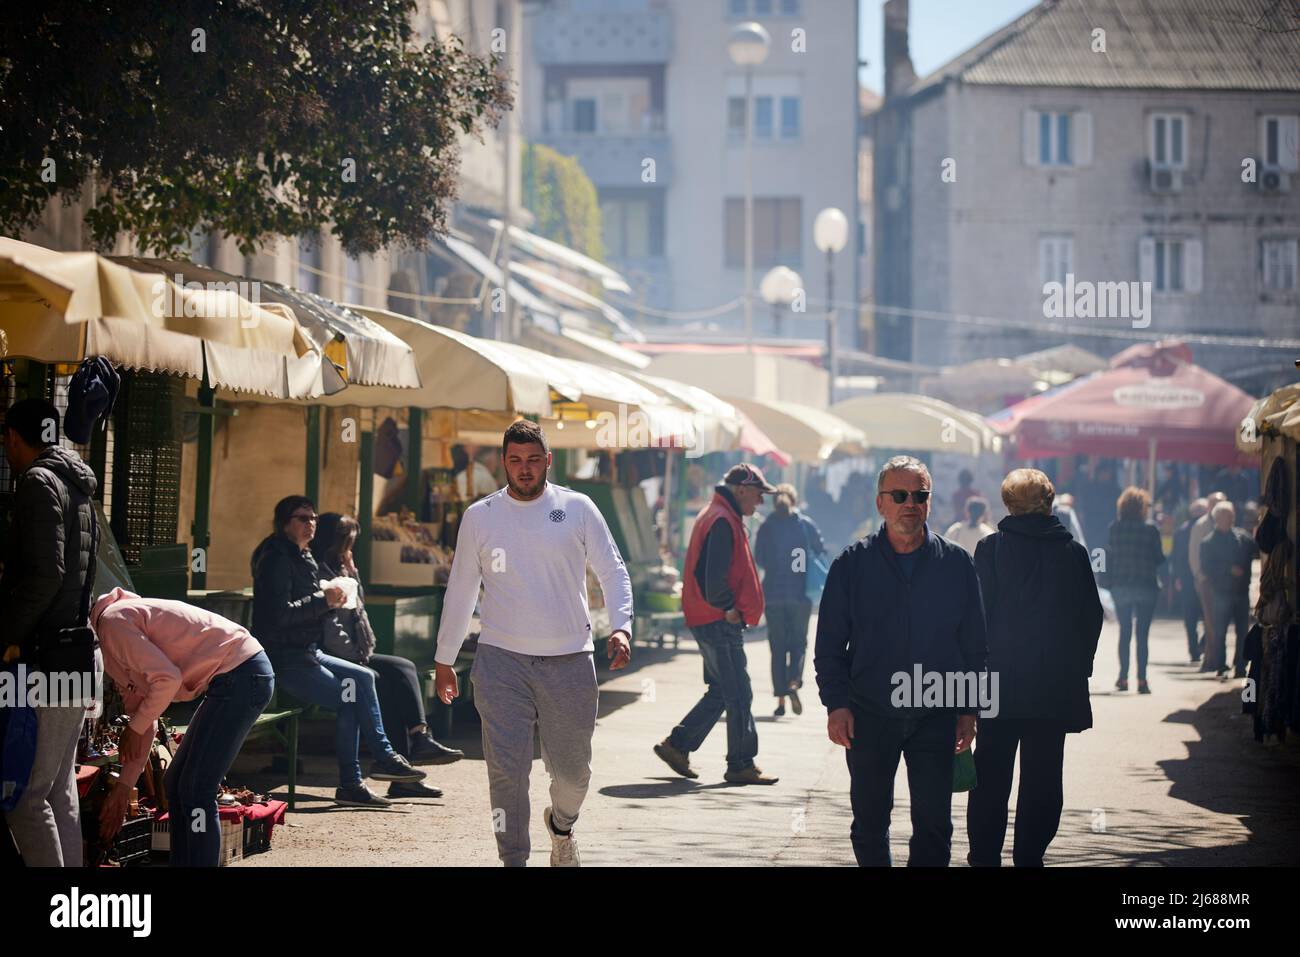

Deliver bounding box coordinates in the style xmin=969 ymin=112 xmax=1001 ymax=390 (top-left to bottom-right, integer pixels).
xmin=1237 ymin=381 xmax=1300 ymax=743
xmin=991 ymin=340 xmax=1256 ymax=489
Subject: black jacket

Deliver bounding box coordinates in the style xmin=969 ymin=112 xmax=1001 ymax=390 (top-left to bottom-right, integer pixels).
xmin=814 ymin=525 xmax=987 ymax=717
xmin=314 ymin=557 xmax=378 ymax=664
xmin=974 ymin=513 xmax=1103 ymax=732
xmin=0 ymin=446 xmax=98 ymax=658
xmin=250 ymin=533 xmax=337 ymax=663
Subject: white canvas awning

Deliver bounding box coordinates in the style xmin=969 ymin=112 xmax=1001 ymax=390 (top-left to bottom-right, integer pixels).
xmin=728 ymin=396 xmax=866 ymax=462
xmin=486 ymin=218 xmax=632 ymax=295
xmin=832 ymin=393 xmax=1001 ymax=456
xmin=0 ymin=237 xmax=335 ymax=398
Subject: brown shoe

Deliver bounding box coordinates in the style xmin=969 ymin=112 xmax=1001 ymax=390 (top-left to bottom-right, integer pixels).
xmin=653 ymin=739 xmax=699 ymax=779
xmin=724 ymin=765 xmax=779 ymax=785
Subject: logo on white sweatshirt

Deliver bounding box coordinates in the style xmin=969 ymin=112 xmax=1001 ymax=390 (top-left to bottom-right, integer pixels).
xmin=549 ymin=509 xmax=566 ymax=523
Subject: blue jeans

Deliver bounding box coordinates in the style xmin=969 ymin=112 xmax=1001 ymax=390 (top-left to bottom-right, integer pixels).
xmin=668 ymin=620 xmax=758 ymax=772
xmin=1113 ymin=586 xmax=1157 ymax=682
xmin=164 ymin=652 xmax=274 ymax=867
xmin=273 ymin=648 xmax=396 ymax=786
xmin=845 ymin=707 xmax=956 ymax=867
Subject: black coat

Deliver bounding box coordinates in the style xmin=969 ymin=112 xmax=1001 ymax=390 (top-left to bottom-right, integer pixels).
xmin=814 ymin=525 xmax=987 ymax=717
xmin=0 ymin=446 xmax=98 ymax=658
xmin=973 ymin=513 xmax=1103 ymax=732
xmin=251 ymin=533 xmax=341 ymax=665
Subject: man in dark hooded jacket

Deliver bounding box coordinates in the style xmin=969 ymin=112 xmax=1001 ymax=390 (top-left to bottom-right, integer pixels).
xmin=1 ymin=399 xmax=99 ymax=866
xmin=968 ymin=468 xmax=1102 ymax=867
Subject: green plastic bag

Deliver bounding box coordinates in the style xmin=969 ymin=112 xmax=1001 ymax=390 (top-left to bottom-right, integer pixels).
xmin=953 ymin=747 xmax=978 ymax=792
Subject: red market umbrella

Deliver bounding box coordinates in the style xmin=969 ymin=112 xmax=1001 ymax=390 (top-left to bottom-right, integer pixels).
xmin=997 ymin=342 xmax=1255 ymax=467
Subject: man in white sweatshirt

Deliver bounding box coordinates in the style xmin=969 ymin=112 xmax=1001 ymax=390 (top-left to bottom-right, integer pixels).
xmin=434 ymin=420 xmax=633 ymax=866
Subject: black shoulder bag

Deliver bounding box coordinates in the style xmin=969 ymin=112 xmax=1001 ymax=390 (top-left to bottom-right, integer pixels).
xmin=36 ymin=497 xmax=100 ymax=678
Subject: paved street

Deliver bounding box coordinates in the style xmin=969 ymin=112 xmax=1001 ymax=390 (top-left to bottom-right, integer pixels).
xmin=237 ymin=615 xmax=1300 ymax=867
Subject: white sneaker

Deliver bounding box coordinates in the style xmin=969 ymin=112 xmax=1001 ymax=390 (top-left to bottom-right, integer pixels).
xmin=544 ymin=806 xmax=581 ymax=867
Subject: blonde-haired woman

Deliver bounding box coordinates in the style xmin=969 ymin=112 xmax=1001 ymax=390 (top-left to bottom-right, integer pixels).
xmin=1104 ymin=486 xmax=1166 ymax=694
xmin=968 ymin=468 xmax=1102 ymax=867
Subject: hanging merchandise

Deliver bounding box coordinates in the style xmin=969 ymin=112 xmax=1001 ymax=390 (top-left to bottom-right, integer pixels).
xmin=63 ymin=356 xmax=121 ymax=444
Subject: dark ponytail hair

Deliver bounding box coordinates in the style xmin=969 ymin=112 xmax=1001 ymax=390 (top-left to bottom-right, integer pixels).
xmin=310 ymin=512 xmax=359 ymax=568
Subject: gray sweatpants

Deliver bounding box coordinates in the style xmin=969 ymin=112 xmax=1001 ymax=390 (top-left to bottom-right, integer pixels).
xmin=4 ymin=704 xmax=86 ymax=867
xmin=470 ymin=643 xmax=599 ymax=866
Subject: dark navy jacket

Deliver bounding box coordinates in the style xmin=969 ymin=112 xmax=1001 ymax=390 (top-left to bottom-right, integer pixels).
xmin=754 ymin=509 xmax=826 ymax=606
xmin=814 ymin=524 xmax=987 ymax=717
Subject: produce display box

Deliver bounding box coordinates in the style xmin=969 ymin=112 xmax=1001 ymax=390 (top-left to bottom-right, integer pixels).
xmin=112 ymin=815 xmax=154 ymax=867
xmin=242 ymin=817 xmax=273 ymax=857
xmin=370 ymin=540 xmax=439 ymax=587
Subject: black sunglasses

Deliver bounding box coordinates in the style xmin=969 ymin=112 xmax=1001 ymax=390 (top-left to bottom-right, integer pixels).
xmin=882 ymin=489 xmax=931 ymax=505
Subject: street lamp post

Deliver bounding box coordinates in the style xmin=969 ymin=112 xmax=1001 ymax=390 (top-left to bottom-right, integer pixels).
xmin=728 ymin=21 xmax=770 ymax=353
xmin=760 ymin=265 xmax=802 ymax=338
xmin=814 ymin=207 xmax=849 ymax=406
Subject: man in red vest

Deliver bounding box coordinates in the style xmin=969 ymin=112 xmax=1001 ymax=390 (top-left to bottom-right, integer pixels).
xmin=654 ymin=463 xmax=779 ymax=785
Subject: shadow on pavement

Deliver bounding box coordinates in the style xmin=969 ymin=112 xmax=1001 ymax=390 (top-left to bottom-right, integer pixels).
xmin=1049 ymin=687 xmax=1300 ymax=866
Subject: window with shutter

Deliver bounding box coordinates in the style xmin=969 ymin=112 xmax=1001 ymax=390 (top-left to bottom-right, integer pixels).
xmin=1150 ymin=113 xmax=1189 ymax=169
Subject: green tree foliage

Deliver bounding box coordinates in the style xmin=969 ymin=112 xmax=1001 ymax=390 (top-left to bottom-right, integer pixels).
xmin=523 ymin=143 xmax=603 ymax=261
xmin=0 ymin=0 xmax=512 ymax=255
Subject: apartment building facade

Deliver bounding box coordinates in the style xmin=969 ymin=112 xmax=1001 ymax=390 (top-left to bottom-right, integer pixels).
xmin=872 ymin=0 xmax=1300 ymax=395
xmin=522 ymin=0 xmax=859 ymax=341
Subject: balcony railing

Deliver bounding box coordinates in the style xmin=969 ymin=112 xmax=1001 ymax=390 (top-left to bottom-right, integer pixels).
xmin=532 ymin=3 xmax=673 ymax=65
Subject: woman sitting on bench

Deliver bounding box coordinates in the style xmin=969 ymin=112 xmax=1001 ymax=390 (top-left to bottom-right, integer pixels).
xmin=91 ymin=587 xmax=274 ymax=866
xmin=251 ymin=495 xmax=427 ymax=808
xmin=311 ymin=512 xmax=463 ymax=797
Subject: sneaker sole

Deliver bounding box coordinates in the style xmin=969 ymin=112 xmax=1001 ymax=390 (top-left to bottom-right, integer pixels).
xmin=653 ymin=744 xmax=699 ymax=779
xmin=335 ymin=797 xmax=394 ymax=808
xmin=369 ymin=770 xmax=425 ymax=782
xmin=789 ymin=692 xmax=803 ymax=715
xmin=409 ymin=752 xmax=464 ymax=767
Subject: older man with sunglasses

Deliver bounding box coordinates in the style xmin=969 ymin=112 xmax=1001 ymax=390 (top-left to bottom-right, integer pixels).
xmin=814 ymin=455 xmax=987 ymax=866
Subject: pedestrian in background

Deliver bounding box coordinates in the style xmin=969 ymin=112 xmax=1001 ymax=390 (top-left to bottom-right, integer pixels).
xmin=0 ymin=399 xmax=101 ymax=867
xmin=1103 ymin=487 xmax=1166 ymax=694
xmin=968 ymin=469 xmax=1102 ymax=867
xmin=943 ymin=496 xmax=996 ymax=555
xmin=1189 ymin=491 xmax=1227 ymax=672
xmin=655 ymin=463 xmax=779 ymax=785
xmin=1171 ymin=498 xmax=1209 ymax=663
xmin=950 ymin=468 xmax=980 ymax=527
xmin=1199 ymin=501 xmax=1259 ymax=679
xmin=754 ymin=483 xmax=826 ymax=717
xmin=815 ymin=455 xmax=985 ymax=866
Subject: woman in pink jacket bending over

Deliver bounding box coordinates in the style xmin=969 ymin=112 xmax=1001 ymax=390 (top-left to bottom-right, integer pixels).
xmin=91 ymin=588 xmax=274 ymax=866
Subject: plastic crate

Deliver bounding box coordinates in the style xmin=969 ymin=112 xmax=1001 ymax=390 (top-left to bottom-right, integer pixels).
xmin=218 ymin=818 xmax=243 ymax=866
xmin=151 ymin=817 xmax=170 ymax=854
xmin=242 ymin=817 xmax=273 ymax=857
xmin=114 ymin=815 xmax=154 ymax=867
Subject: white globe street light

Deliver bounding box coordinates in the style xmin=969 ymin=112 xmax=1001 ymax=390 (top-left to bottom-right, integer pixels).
xmin=760 ymin=265 xmax=803 ymax=337
xmin=728 ymin=21 xmax=771 ymax=352
xmin=814 ymin=207 xmax=849 ymax=405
